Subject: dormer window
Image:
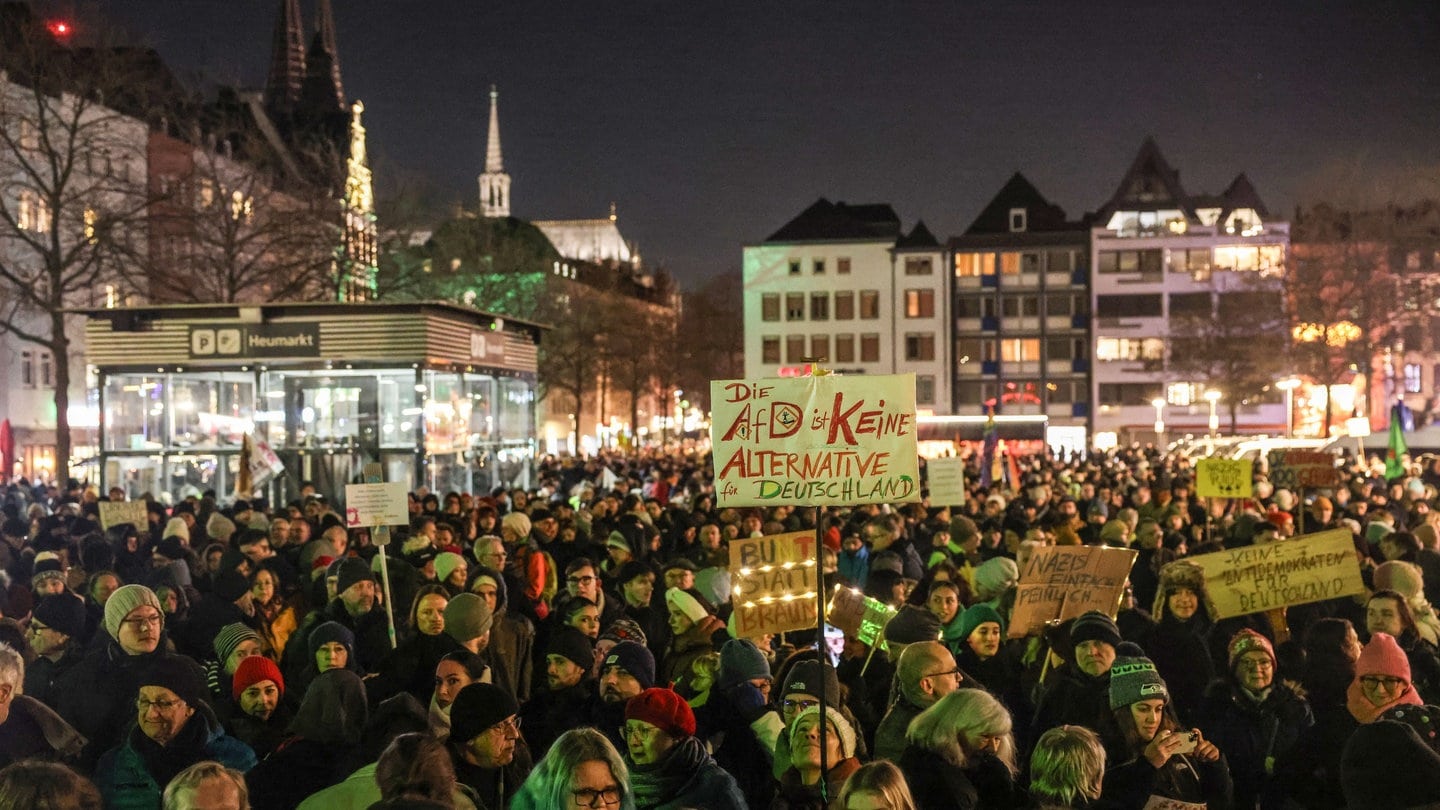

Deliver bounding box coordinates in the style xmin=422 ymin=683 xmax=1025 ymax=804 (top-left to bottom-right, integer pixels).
xmin=1009 ymin=208 xmax=1027 ymax=233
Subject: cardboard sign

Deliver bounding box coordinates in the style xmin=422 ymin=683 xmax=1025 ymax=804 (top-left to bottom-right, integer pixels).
xmin=1189 ymin=529 xmax=1365 ymax=618
xmin=1196 ymin=458 xmax=1253 ymax=499
xmin=344 ymin=482 xmax=409 ymax=528
xmin=1009 ymin=546 xmax=1137 ymax=638
xmin=98 ymin=500 xmax=148 ymax=532
xmin=926 ymin=456 xmax=966 ymax=506
xmin=710 ymin=374 xmax=920 ymax=507
xmin=1267 ymin=450 xmax=1341 ymax=490
xmin=1142 ymin=797 xmax=1207 ymax=810
xmin=247 ymin=434 xmax=286 ymax=488
xmin=826 ymin=585 xmax=898 ymax=650
xmin=728 ymin=531 xmax=819 ymax=636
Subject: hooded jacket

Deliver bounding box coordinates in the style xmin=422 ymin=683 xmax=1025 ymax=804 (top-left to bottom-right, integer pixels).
xmin=476 ymin=564 xmax=534 ymax=704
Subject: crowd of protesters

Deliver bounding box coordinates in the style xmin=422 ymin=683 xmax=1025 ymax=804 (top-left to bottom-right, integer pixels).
xmin=0 ymin=444 xmax=1437 ymax=809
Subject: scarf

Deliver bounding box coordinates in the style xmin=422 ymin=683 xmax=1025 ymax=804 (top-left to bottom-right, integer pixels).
xmin=131 ymin=710 xmax=212 ymax=788
xmin=428 ymin=692 xmax=453 ymax=741
xmin=629 ymin=735 xmax=710 ymax=808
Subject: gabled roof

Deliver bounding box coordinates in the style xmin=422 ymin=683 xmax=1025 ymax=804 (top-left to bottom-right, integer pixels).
xmin=964 ymin=172 xmax=1080 ymax=234
xmin=895 ymin=219 xmax=940 ymax=249
xmin=1218 ymin=173 xmax=1270 ymax=221
xmin=765 ymin=198 xmax=902 ymax=242
xmin=1097 ymin=137 xmax=1193 ymax=219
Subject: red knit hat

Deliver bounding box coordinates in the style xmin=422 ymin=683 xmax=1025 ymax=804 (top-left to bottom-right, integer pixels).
xmin=1356 ymin=632 xmax=1412 ymax=681
xmin=1227 ymin=629 xmax=1276 ymax=673
xmin=232 ymin=655 xmax=285 ymax=702
xmin=624 ymin=687 xmax=695 ymax=738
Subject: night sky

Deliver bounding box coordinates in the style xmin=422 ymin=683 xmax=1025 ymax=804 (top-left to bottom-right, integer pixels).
xmin=94 ymin=1 xmax=1440 ymax=290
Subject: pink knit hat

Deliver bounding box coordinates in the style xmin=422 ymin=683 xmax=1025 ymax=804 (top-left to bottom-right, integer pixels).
xmin=1347 ymin=632 xmax=1422 ymax=723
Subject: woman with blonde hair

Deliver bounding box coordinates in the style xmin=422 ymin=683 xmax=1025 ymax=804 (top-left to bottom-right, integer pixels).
xmin=1027 ymin=725 xmax=1105 ymax=809
xmin=838 ymin=761 xmax=918 ymax=810
xmin=899 ymin=688 xmax=1020 ymax=810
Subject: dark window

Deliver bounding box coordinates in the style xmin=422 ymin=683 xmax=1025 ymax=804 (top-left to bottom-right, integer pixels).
xmin=1046 ymin=249 xmax=1074 ymax=273
xmin=813 ymin=259 xmax=825 ymax=274
xmin=762 ymin=337 xmax=780 ymax=364
xmin=810 ymin=293 xmax=829 ymax=320
xmin=1096 ymin=294 xmax=1163 ymax=318
xmin=811 ymin=334 xmax=830 ymax=362
xmin=1169 ymin=293 xmax=1212 ymax=317
xmin=1098 ymin=383 xmax=1164 ymax=407
xmin=835 ymin=334 xmax=855 ymax=362
xmin=786 ymin=335 xmax=806 ymax=363
xmin=860 ymin=334 xmax=880 ymax=362
xmin=761 ymin=294 xmax=780 ymax=321
xmin=1218 ymin=292 xmax=1282 ymax=320
xmin=788 ymin=260 xmax=801 ymax=276
xmin=786 ymin=293 xmax=805 ymax=320
xmin=835 ymin=291 xmax=855 ymax=320
xmin=905 ymin=333 xmax=935 ymax=361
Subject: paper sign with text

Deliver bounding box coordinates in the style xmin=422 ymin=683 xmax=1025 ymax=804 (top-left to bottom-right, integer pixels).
xmin=1196 ymin=458 xmax=1254 ymax=499
xmin=1188 ymin=529 xmax=1364 ymax=618
xmin=345 ymin=482 xmax=410 ymax=528
xmin=248 ymin=434 xmax=287 ymax=487
xmin=1142 ymin=797 xmax=1207 ymax=810
xmin=827 ymin=585 xmax=897 ymax=650
xmin=926 ymin=456 xmax=966 ymax=506
xmin=1267 ymin=450 xmax=1341 ymax=490
xmin=1009 ymin=546 xmax=1137 ymax=638
xmin=728 ymin=531 xmax=818 ymax=636
xmin=710 ymin=374 xmax=920 ymax=507
xmin=98 ymin=500 xmax=148 ymax=532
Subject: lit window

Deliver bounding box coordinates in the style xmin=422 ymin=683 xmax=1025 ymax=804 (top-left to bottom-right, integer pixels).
xmin=905 ymin=289 xmax=934 ymax=318
xmin=999 ymin=338 xmax=1041 ymax=362
xmin=18 ymin=190 xmax=51 ymax=233
xmin=84 ymin=208 xmax=97 ymax=243
xmin=905 ymin=333 xmax=935 ymax=361
xmin=954 ymin=253 xmax=995 ymax=278
xmin=1405 ymin=363 xmax=1423 ymax=394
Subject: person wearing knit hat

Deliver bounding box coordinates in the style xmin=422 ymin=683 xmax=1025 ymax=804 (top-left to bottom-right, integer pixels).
xmin=449 ymin=682 xmax=523 ymax=802
xmin=780 ymin=658 xmax=843 ymax=721
xmin=228 ymin=653 xmax=292 ymax=757
xmin=104 ymin=584 xmax=165 ymax=651
xmin=1205 ymin=628 xmax=1312 ymax=810
xmin=521 ymin=627 xmax=598 ymax=756
xmin=544 ymin=627 xmax=595 ymax=689
xmin=1348 ymin=631 xmax=1425 ymax=723
xmin=499 ymin=511 xmax=531 ymax=543
xmin=1148 ymin=560 xmax=1217 ymax=725
xmin=309 ymin=621 xmax=360 ymax=677
xmin=661 ymin=587 xmax=720 ymax=697
xmin=717 ymin=637 xmax=771 ymax=692
xmin=162 ymin=516 xmax=190 ymax=544
xmin=1032 ymin=611 xmax=1124 ymax=743
xmin=622 ymin=687 xmax=747 ymax=810
xmin=1103 ymin=656 xmax=1227 ymax=808
xmin=443 ymin=592 xmax=493 ymax=653
xmin=25 ymin=594 xmax=86 ymax=704
xmin=206 ymin=512 xmax=237 ymax=545
xmin=212 ymin=623 xmax=263 ymax=678
xmin=1341 ymin=719 xmax=1440 ymax=810
xmin=778 ymin=703 xmax=861 ymax=806
xmin=664 ymin=586 xmax=708 ymax=628
xmin=884 ymin=604 xmax=942 ymax=650
xmin=333 ymin=558 xmax=376 ymax=608
xmin=973 ymin=556 xmax=1019 ymax=604
xmin=434 ymin=551 xmax=468 ymax=595
xmin=600 ymin=640 xmax=656 ymax=704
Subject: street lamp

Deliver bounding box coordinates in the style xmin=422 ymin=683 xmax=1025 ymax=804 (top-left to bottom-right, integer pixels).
xmin=1204 ymin=389 xmax=1221 ymax=439
xmin=1151 ymin=397 xmax=1167 ymax=446
xmin=1276 ymin=378 xmax=1301 ymax=438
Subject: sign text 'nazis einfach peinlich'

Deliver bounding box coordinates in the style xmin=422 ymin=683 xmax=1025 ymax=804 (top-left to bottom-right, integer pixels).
xmin=710 ymin=374 xmax=921 ymax=507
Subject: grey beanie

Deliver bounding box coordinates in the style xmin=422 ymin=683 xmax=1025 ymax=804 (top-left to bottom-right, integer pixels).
xmin=443 ymin=593 xmax=494 ymax=643
xmin=104 ymin=584 xmax=163 ymax=640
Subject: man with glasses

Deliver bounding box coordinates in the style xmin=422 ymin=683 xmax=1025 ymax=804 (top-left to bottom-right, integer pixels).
xmin=621 ymin=687 xmax=746 ymax=810
xmin=23 ymin=593 xmax=86 ymax=708
xmin=562 ymin=558 xmax=622 ymax=631
xmin=874 ymin=640 xmax=970 ymax=760
xmin=1198 ymin=629 xmax=1312 ymax=810
xmin=0 ymin=642 xmax=84 ymax=768
xmin=94 ymin=655 xmax=256 ymax=808
xmin=449 ymin=682 xmax=532 ymax=810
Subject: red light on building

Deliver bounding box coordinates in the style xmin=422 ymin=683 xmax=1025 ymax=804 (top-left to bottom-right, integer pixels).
xmin=47 ymin=20 xmax=72 ymax=38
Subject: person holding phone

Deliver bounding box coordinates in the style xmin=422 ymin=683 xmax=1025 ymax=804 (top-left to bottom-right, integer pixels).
xmin=1102 ymin=656 xmax=1234 ymax=809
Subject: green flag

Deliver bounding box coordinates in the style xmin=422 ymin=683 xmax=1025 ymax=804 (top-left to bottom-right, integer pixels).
xmin=1386 ymin=407 xmax=1408 ymax=479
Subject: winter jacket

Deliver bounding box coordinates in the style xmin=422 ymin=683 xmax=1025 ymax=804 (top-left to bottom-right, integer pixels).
xmin=660 ymin=615 xmax=724 ymax=698
xmin=1144 ymin=615 xmax=1217 ymax=726
xmin=0 ymin=694 xmax=85 ymax=768
xmin=627 ymin=736 xmax=747 ymax=810
xmin=1272 ymin=703 xmax=1358 ymax=810
xmin=473 ymin=564 xmax=533 ymax=704
xmin=693 ymin=683 xmax=778 ymax=809
xmin=1102 ymin=749 xmax=1233 ymax=810
xmin=1198 ymin=679 xmax=1312 ymax=810
xmin=519 ymin=680 xmax=593 ymax=757
xmin=1031 ymin=664 xmax=1112 ymax=745
xmin=295 ymin=761 xmax=479 ymax=810
xmin=22 ymin=647 xmax=81 ymax=711
xmin=899 ymin=745 xmax=1021 ymax=810
xmin=54 ymin=642 xmax=196 ymax=770
xmin=246 ymin=737 xmax=358 ymax=810
xmin=771 ymin=757 xmax=861 ymax=810
xmin=94 ymin=707 xmax=256 ymax=810
xmin=369 ymin=630 xmax=462 ymax=706
xmin=281 ymin=596 xmax=391 ymax=688
xmin=874 ymin=694 xmax=927 ymax=763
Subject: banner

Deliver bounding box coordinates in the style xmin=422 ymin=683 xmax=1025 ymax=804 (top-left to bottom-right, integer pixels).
xmin=1195 ymin=458 xmax=1253 ymax=499
xmin=247 ymin=434 xmax=286 ymax=488
xmin=728 ymin=531 xmax=818 ymax=636
xmin=1266 ymin=450 xmax=1341 ymax=490
xmin=710 ymin=374 xmax=920 ymax=507
xmin=926 ymin=456 xmax=966 ymax=506
xmin=345 ymin=482 xmax=410 ymax=528
xmin=1009 ymin=546 xmax=1137 ymax=638
xmin=1188 ymin=529 xmax=1365 ymax=618
xmin=98 ymin=500 xmax=148 ymax=532
xmin=827 ymin=585 xmax=898 ymax=650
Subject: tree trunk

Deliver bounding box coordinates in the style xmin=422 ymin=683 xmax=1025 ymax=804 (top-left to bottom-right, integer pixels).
xmin=51 ymin=310 xmax=71 ymax=489
xmin=1322 ymin=383 xmax=1333 ymax=437
xmin=1229 ymin=401 xmax=1240 ymax=434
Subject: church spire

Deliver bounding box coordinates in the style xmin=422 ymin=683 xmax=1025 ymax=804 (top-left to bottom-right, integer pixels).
xmin=300 ymin=0 xmax=345 ymax=114
xmin=263 ymin=0 xmax=305 ymax=115
xmin=478 ymin=85 xmax=512 ymax=218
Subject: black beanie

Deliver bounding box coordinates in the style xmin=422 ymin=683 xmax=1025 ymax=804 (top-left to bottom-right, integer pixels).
xmin=32 ymin=594 xmax=86 ymax=638
xmin=1341 ymin=719 xmax=1440 ymax=809
xmin=884 ymin=605 xmax=943 ymax=644
xmin=449 ymin=683 xmax=520 ymax=744
xmin=140 ymin=655 xmax=209 ymax=708
xmin=546 ymin=627 xmax=595 ymax=672
xmin=1069 ymin=610 xmax=1122 ymax=649
xmin=213 ymin=569 xmax=251 ymax=602
xmin=782 ymin=659 xmax=842 ymax=709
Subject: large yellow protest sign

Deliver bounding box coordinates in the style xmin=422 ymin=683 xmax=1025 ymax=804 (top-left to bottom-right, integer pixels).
xmin=710 ymin=374 xmax=920 ymax=507
xmin=1188 ymin=529 xmax=1364 ymax=618
xmin=728 ymin=531 xmax=819 ymax=637
xmin=1195 ymin=458 xmax=1253 ymax=499
xmin=1009 ymin=546 xmax=1137 ymax=638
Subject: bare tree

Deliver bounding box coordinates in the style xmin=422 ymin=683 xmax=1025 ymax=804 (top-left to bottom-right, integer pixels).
xmin=676 ymin=269 xmax=743 ymax=412
xmin=0 ymin=21 xmax=165 ymax=486
xmin=1169 ymin=280 xmax=1290 ymax=432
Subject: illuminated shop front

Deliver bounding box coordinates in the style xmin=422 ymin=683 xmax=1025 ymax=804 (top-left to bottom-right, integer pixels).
xmin=83 ymin=302 xmax=543 ymax=505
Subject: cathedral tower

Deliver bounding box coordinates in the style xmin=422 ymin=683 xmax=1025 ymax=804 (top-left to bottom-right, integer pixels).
xmin=478 ymin=86 xmax=511 ymax=218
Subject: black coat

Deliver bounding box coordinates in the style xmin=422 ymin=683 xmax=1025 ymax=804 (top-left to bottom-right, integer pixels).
xmin=1031 ymin=665 xmax=1112 ymax=745
xmin=1103 ymin=749 xmax=1234 ymax=810
xmin=1271 ymin=703 xmax=1357 ymax=810
xmin=899 ymin=745 xmax=1021 ymax=810
xmin=54 ymin=641 xmax=196 ymax=770
xmin=1198 ymin=680 xmax=1312 ymax=810
xmin=1142 ymin=616 xmax=1216 ymax=726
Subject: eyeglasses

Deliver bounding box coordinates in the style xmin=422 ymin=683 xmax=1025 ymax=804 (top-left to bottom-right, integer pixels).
xmin=782 ymin=698 xmax=820 ymax=713
xmin=122 ymin=614 xmax=162 ymax=629
xmin=487 ymin=716 xmax=522 ymax=736
xmin=567 ymin=575 xmax=596 ymax=585
xmin=622 ymin=722 xmax=660 ymax=739
xmin=27 ymin=622 xmax=50 ymax=634
xmin=923 ymin=667 xmax=963 ymax=682
xmin=572 ymin=787 xmax=622 ymax=808
xmin=136 ymin=697 xmax=185 ymax=712
xmin=1238 ymin=659 xmax=1274 ymax=671
xmin=1360 ymin=675 xmax=1407 ymax=690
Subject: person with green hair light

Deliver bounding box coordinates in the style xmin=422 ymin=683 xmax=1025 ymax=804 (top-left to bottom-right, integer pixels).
xmin=510 ymin=727 xmax=636 ymax=810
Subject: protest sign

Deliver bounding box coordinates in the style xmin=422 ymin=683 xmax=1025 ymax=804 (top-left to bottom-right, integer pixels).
xmin=728 ymin=531 xmax=819 ymax=636
xmin=710 ymin=374 xmax=920 ymax=507
xmin=344 ymin=482 xmax=409 ymax=528
xmin=247 ymin=434 xmax=286 ymax=488
xmin=1267 ymin=450 xmax=1341 ymax=490
xmin=98 ymin=500 xmax=148 ymax=532
xmin=827 ymin=585 xmax=897 ymax=650
xmin=926 ymin=456 xmax=965 ymax=506
xmin=1142 ymin=797 xmax=1207 ymax=810
xmin=1195 ymin=458 xmax=1253 ymax=499
xmin=1009 ymin=546 xmax=1137 ymax=638
xmin=1189 ymin=529 xmax=1364 ymax=618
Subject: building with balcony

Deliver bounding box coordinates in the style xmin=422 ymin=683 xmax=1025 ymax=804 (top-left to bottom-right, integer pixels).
xmin=743 ymin=199 xmax=949 ymax=412
xmin=1090 ymin=138 xmax=1290 ymax=447
xmin=950 ymin=173 xmax=1093 ymax=453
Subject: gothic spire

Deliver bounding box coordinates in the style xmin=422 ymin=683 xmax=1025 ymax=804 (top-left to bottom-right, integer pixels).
xmin=300 ymin=0 xmax=345 ymax=113
xmin=263 ymin=0 xmax=305 ymax=114
xmin=478 ymin=85 xmax=512 ymax=217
